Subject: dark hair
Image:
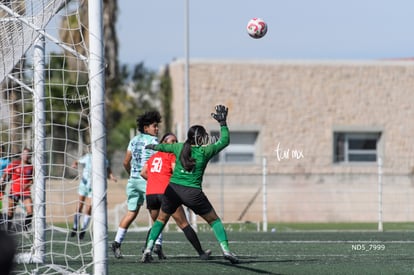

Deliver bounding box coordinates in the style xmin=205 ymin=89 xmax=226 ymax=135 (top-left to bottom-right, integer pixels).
xmin=137 ymin=111 xmax=161 ymax=133
xmin=160 ymin=132 xmax=176 ymax=143
xmin=180 ymin=125 xmax=207 ymax=172
xmin=22 ymin=147 xmax=32 ymax=164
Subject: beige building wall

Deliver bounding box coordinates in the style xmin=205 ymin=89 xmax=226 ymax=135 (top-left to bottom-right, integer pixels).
xmin=166 ymin=60 xmax=414 ymax=223
xmin=169 ymin=60 xmax=414 ymax=173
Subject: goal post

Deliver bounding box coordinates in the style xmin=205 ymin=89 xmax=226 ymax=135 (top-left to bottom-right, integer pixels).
xmin=33 ymin=34 xmax=47 ymax=264
xmin=88 ymin=0 xmax=108 ymax=273
xmin=0 ymin=0 xmax=107 ymax=273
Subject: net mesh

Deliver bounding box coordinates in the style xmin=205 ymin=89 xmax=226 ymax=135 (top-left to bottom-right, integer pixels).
xmin=0 ymin=0 xmax=96 ymax=274
xmin=0 ymin=0 xmax=71 ymax=84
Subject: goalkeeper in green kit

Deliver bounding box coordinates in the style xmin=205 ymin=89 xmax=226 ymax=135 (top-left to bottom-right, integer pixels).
xmin=141 ymin=105 xmax=239 ymax=264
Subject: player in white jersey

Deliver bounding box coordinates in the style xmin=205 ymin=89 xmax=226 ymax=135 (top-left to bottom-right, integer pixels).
xmin=112 ymin=111 xmax=161 ymax=259
xmin=70 ymin=151 xmax=117 ymax=239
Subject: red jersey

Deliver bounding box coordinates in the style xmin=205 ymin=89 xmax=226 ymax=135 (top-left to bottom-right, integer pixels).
xmin=146 ymin=152 xmax=175 ymax=195
xmin=4 ymin=159 xmax=34 ymax=196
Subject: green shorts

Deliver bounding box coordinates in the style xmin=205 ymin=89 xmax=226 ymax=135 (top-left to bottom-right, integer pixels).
xmin=126 ymin=178 xmax=146 ymax=211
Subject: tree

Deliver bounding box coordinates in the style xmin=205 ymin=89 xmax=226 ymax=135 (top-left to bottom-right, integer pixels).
xmin=56 ymin=0 xmax=173 ymax=164
xmin=106 ymin=62 xmax=160 ymax=156
xmin=0 ymin=0 xmax=28 ymax=155
xmin=45 ymin=54 xmax=90 ymax=176
xmin=58 ymin=0 xmax=122 ymax=156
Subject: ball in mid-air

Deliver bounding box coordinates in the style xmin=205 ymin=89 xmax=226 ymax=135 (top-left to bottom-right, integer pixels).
xmin=246 ymin=18 xmax=268 ymax=39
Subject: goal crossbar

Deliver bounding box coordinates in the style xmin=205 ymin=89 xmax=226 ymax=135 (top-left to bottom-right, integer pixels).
xmin=0 ymin=1 xmax=87 ymax=84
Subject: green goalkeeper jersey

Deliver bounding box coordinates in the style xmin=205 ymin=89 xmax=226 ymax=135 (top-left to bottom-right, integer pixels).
xmin=153 ymin=126 xmax=229 ymax=189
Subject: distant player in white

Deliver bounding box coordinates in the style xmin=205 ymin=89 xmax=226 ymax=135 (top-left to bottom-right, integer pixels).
xmin=71 ymin=149 xmax=117 ymax=240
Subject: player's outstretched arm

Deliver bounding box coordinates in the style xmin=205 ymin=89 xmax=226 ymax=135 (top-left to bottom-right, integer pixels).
xmin=211 ymin=104 xmax=228 ymax=126
xmin=145 ymin=144 xmax=157 ymax=150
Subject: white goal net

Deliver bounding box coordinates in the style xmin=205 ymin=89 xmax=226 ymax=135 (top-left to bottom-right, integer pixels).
xmin=0 ymin=0 xmax=107 ymax=274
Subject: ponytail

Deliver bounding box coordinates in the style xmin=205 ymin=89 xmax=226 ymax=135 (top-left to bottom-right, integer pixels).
xmin=179 ymin=125 xmax=207 ymax=172
xmin=180 ymin=140 xmax=196 ymax=171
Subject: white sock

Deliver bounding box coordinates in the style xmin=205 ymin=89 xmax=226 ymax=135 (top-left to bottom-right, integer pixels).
xmin=155 ymin=232 xmax=163 ymax=246
xmin=115 ymin=227 xmax=127 ymax=244
xmin=73 ymin=213 xmax=81 ymax=230
xmin=82 ymin=214 xmax=91 ymax=230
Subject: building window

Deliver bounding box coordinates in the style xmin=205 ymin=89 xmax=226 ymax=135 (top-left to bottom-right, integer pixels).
xmin=211 ymin=131 xmax=258 ymax=163
xmin=333 ymin=132 xmax=381 ymax=163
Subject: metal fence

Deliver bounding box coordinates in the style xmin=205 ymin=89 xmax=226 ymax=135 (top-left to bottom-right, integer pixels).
xmin=102 ymin=155 xmax=414 ymax=232
xmin=199 ymin=156 xmax=414 ymax=231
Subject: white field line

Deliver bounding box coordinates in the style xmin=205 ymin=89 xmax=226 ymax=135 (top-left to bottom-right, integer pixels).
xmin=145 ymin=240 xmax=414 ymax=244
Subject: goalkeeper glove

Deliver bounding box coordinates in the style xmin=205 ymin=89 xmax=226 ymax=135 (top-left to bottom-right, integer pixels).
xmin=211 ymin=105 xmax=228 ymax=126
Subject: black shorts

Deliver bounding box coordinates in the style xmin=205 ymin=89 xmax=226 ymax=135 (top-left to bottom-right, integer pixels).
xmin=146 ymin=194 xmax=163 ymax=210
xmin=10 ymin=194 xmax=30 ymax=203
xmin=161 ymin=182 xmax=213 ymax=216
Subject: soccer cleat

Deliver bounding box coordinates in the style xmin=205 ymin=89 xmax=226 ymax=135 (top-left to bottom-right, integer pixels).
xmin=153 ymin=244 xmax=167 ymax=260
xmin=70 ymin=228 xmax=77 ymax=237
xmin=111 ymin=241 xmax=123 ymax=259
xmin=141 ymin=249 xmax=153 ymax=263
xmin=79 ymin=230 xmax=86 ymax=240
xmin=199 ymin=249 xmax=212 ymax=260
xmin=223 ymin=251 xmax=239 ymax=264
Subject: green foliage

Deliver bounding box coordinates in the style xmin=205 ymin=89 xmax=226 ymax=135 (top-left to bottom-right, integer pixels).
xmin=158 ymin=68 xmax=173 ymax=133
xmin=42 ymin=54 xmax=90 ymax=176
xmin=105 ymin=62 xmax=163 ymax=157
xmin=44 ymin=53 xmax=170 ymax=165
xmin=46 ymin=54 xmax=89 ymax=129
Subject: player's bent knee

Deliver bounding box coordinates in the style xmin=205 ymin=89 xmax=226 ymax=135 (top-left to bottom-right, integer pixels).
xmin=172 ymin=215 xmax=189 ymax=228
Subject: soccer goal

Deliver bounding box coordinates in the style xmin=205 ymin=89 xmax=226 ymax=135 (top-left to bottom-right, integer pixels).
xmin=0 ymin=0 xmax=107 ymax=274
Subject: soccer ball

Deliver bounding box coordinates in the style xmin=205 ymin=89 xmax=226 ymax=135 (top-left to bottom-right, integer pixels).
xmin=246 ymin=18 xmax=268 ymax=39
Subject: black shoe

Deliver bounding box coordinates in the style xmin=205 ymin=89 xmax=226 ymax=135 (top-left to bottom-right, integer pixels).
xmin=153 ymin=244 xmax=167 ymax=260
xmin=199 ymin=249 xmax=212 ymax=260
xmin=223 ymin=251 xmax=239 ymax=264
xmin=141 ymin=249 xmax=153 ymax=263
xmin=111 ymin=241 xmax=123 ymax=259
xmin=70 ymin=228 xmax=77 ymax=237
xmin=79 ymin=230 xmax=86 ymax=240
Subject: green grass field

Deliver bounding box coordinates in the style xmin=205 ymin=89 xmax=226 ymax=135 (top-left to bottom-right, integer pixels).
xmin=14 ymin=223 xmax=414 ymax=274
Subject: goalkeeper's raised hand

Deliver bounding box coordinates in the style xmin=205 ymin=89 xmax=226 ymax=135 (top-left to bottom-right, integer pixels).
xmin=211 ymin=105 xmax=228 ymax=126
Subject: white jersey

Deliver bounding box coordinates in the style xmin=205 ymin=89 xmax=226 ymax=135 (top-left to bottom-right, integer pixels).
xmin=127 ymin=133 xmax=158 ymax=179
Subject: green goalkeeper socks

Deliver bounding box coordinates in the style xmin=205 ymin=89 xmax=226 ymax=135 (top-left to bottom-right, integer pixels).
xmin=211 ymin=218 xmax=230 ymax=252
xmin=146 ymin=220 xmax=165 ymax=250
